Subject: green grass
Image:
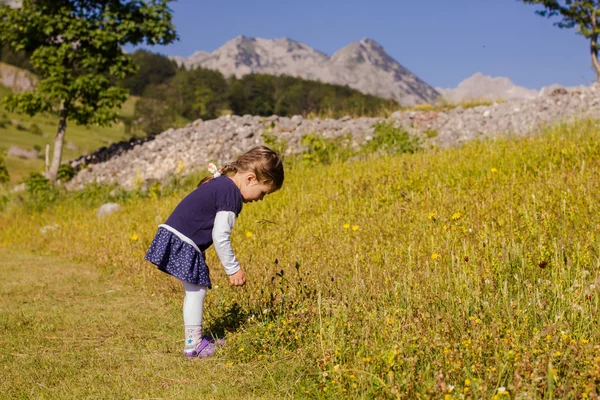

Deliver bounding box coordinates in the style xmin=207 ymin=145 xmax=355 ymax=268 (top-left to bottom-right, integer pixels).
xmin=1 ymin=119 xmax=600 ymax=398
xmin=0 ymin=248 xmax=309 ymax=399
xmin=0 ymin=85 xmax=140 ymax=184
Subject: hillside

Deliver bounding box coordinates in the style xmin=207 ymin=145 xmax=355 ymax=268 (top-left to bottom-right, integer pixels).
xmin=1 ymin=118 xmax=599 ymax=398
xmin=0 ymin=82 xmax=138 ymax=183
xmin=172 ymin=36 xmax=440 ymax=107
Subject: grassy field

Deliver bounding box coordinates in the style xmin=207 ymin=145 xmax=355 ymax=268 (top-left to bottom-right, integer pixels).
xmin=0 ymin=82 xmax=139 ymax=184
xmin=1 ymin=119 xmax=600 ymax=398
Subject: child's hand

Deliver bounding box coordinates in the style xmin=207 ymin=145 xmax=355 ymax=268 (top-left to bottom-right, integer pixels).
xmin=229 ymin=269 xmax=246 ymax=286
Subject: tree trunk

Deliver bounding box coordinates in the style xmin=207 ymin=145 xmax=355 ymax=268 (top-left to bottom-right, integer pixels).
xmin=592 ymin=12 xmax=600 ymax=82
xmin=48 ymin=102 xmax=68 ymax=184
xmin=592 ymin=34 xmax=600 ymax=82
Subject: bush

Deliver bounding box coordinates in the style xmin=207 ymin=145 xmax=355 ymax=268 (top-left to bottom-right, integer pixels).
xmin=29 ymin=123 xmax=43 ymax=136
xmin=300 ymin=133 xmax=352 ymax=166
xmin=23 ymin=172 xmax=58 ymax=210
xmin=57 ymin=164 xmax=76 ymax=182
xmin=364 ymin=122 xmax=421 ymax=154
xmin=0 ymin=152 xmax=9 ymax=184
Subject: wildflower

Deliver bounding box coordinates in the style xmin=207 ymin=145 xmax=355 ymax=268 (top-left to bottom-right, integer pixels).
xmin=130 ymin=233 xmax=139 ymax=241
xmin=343 ymin=223 xmax=350 ymax=229
xmin=352 ymin=225 xmax=359 ymax=231
xmin=465 ymin=378 xmax=471 ymax=386
xmin=447 ymin=385 xmax=455 ymax=392
xmin=238 ymin=347 xmax=244 ymax=352
xmin=431 ymin=253 xmax=440 ymax=260
xmin=246 ymin=231 xmax=253 ymax=238
xmin=490 ymin=168 xmax=498 ymax=173
xmin=428 ymin=211 xmax=437 ymax=220
xmin=451 ymin=212 xmax=461 ymax=220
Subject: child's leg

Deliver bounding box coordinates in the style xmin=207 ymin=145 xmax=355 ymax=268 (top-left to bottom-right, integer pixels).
xmin=182 ymin=281 xmax=207 ymax=352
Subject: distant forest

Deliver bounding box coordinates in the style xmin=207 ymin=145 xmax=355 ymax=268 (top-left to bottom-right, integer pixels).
xmin=0 ymin=48 xmax=399 ymax=136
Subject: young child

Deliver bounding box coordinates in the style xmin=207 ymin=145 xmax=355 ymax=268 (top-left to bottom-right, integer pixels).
xmin=144 ymin=146 xmax=284 ymax=358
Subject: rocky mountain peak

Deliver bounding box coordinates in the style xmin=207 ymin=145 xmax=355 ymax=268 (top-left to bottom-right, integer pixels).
xmin=437 ymin=72 xmax=539 ymax=102
xmin=173 ymin=36 xmax=439 ymax=106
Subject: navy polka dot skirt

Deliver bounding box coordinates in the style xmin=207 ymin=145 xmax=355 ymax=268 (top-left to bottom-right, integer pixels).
xmin=144 ymin=227 xmax=212 ymax=288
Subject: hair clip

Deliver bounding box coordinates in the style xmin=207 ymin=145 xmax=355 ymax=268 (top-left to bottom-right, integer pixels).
xmin=207 ymin=163 xmax=221 ymax=178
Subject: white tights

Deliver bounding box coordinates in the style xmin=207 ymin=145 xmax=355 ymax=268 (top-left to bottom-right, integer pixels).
xmin=182 ymin=281 xmax=207 ymax=348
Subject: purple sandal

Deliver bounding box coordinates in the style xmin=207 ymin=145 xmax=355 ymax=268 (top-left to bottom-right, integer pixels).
xmin=184 ymin=337 xmax=225 ymax=359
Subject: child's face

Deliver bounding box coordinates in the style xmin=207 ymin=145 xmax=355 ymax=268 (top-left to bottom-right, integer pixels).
xmin=239 ymin=172 xmax=273 ymax=203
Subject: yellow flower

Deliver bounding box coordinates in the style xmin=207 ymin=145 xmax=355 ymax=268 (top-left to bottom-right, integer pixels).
xmin=431 ymin=253 xmax=439 ymax=260
xmin=428 ymin=211 xmax=437 ymax=220
xmin=352 ymin=225 xmax=359 ymax=231
xmin=130 ymin=233 xmax=139 ymax=241
xmin=343 ymin=223 xmax=350 ymax=229
xmin=246 ymin=231 xmax=253 ymax=238
xmin=451 ymin=212 xmax=461 ymax=220
xmin=465 ymin=378 xmax=471 ymax=386
xmin=490 ymin=168 xmax=498 ymax=173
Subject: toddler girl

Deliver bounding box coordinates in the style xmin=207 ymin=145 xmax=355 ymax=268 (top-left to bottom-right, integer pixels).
xmin=144 ymin=146 xmax=284 ymax=358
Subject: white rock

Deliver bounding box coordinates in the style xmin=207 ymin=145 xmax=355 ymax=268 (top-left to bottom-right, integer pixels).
xmin=97 ymin=203 xmax=122 ymax=218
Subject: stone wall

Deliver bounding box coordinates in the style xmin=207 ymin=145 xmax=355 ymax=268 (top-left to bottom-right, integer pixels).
xmin=66 ymin=84 xmax=600 ymax=190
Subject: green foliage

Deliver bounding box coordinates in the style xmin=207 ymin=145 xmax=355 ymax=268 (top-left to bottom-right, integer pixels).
xmin=300 ymin=133 xmax=352 ymax=165
xmin=0 ymin=0 xmax=178 ymax=182
xmin=161 ymin=67 xmax=230 ymax=121
xmin=133 ymin=97 xmax=177 ymax=136
xmin=22 ymin=171 xmax=58 ymax=209
xmin=364 ymin=121 xmax=421 ymax=154
xmin=0 ymin=151 xmax=9 ymax=183
xmin=57 ymin=163 xmax=76 ymax=182
xmin=121 ymin=49 xmax=179 ymax=96
xmin=0 ymin=44 xmax=33 ymax=72
xmin=229 ymin=74 xmax=398 ymax=118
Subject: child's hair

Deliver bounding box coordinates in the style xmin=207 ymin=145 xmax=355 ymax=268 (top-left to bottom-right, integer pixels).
xmin=197 ymin=146 xmax=284 ymax=190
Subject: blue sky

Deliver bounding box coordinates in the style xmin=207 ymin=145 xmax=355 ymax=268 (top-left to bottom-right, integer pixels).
xmin=140 ymin=0 xmax=596 ymax=90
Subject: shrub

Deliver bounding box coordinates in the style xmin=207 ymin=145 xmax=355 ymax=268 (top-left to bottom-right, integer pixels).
xmin=364 ymin=122 xmax=421 ymax=154
xmin=57 ymin=164 xmax=76 ymax=182
xmin=0 ymin=152 xmax=9 ymax=184
xmin=29 ymin=123 xmax=43 ymax=136
xmin=23 ymin=172 xmax=58 ymax=210
xmin=300 ymin=133 xmax=353 ymax=166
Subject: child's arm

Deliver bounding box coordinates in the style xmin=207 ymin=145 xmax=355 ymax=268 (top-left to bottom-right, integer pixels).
xmin=212 ymin=211 xmax=246 ymax=286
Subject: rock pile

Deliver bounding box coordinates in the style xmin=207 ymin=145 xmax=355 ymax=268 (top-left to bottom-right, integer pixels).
xmin=66 ymin=84 xmax=600 ymax=190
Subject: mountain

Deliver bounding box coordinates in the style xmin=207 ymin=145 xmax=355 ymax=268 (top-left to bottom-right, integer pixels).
xmin=173 ymin=36 xmax=440 ymax=106
xmin=437 ymin=72 xmax=539 ymax=102
xmin=0 ymin=62 xmax=37 ymax=92
xmin=0 ymin=0 xmax=21 ymax=7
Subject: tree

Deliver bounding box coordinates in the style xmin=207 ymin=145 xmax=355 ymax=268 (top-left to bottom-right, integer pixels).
xmin=164 ymin=67 xmax=229 ymax=120
xmin=0 ymin=0 xmax=177 ymax=183
xmin=121 ymin=49 xmax=178 ymax=96
xmin=133 ymin=95 xmax=176 ymax=136
xmin=520 ymin=0 xmax=600 ymax=81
